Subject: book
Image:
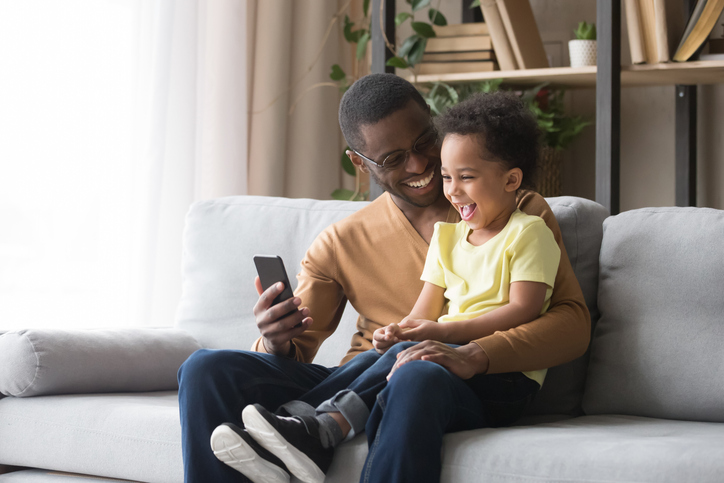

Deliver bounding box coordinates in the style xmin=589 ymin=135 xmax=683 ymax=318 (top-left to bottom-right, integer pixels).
xmin=422 ymin=51 xmax=495 ymax=62
xmin=674 ymin=0 xmax=724 ymax=61
xmin=638 ymin=0 xmax=659 ymax=63
xmin=496 ymin=0 xmax=549 ymax=69
xmin=425 ymin=35 xmax=492 ymax=52
xmin=654 ymin=0 xmax=670 ymax=61
xmin=415 ymin=61 xmax=498 ymax=75
xmin=654 ymin=0 xmax=687 ymax=62
xmin=625 ymin=0 xmax=647 ymax=63
xmin=479 ymin=1 xmax=518 ymax=70
xmin=433 ymin=23 xmax=489 ymax=37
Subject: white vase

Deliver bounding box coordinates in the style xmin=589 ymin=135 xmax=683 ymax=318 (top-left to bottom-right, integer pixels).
xmin=569 ymin=39 xmax=597 ymax=67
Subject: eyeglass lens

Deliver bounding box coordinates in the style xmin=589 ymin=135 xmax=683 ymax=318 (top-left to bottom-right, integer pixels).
xmin=381 ymin=129 xmax=438 ymax=169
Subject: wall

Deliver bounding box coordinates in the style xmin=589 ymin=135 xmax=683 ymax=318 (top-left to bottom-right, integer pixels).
xmin=420 ymin=0 xmax=723 ymax=211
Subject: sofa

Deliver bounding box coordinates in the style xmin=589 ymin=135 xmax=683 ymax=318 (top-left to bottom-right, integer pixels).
xmin=1 ymin=194 xmax=723 ymax=483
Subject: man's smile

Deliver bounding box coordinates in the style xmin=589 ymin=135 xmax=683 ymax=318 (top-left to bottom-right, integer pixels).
xmin=402 ymin=169 xmax=435 ymax=189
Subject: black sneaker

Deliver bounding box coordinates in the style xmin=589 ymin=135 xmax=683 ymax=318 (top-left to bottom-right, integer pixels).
xmin=242 ymin=404 xmax=334 ymax=483
xmin=210 ymin=422 xmax=291 ymax=483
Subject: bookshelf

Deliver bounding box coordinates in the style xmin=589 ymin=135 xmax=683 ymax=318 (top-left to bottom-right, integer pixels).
xmin=369 ymin=0 xmax=710 ymax=215
xmin=404 ymin=61 xmax=724 ymax=89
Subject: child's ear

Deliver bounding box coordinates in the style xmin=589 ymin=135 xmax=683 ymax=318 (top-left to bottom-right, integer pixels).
xmin=346 ymin=150 xmax=369 ymax=173
xmin=505 ymin=168 xmax=523 ymax=192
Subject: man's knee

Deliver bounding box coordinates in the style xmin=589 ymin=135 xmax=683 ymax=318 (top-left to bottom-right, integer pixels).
xmin=177 ymin=349 xmax=254 ymax=388
xmin=381 ymin=341 xmax=418 ymax=359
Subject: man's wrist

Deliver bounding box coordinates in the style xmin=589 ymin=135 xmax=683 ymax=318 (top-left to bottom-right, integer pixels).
xmin=460 ymin=342 xmax=490 ymax=374
xmin=262 ymin=338 xmax=295 ymax=358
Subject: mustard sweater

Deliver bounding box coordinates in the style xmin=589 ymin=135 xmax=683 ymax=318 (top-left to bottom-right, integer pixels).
xmin=252 ymin=190 xmax=591 ymax=374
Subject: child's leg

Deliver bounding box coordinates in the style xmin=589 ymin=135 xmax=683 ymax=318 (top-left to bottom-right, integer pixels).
xmin=240 ymin=342 xmax=418 ymax=482
xmin=279 ymin=342 xmax=418 ymax=445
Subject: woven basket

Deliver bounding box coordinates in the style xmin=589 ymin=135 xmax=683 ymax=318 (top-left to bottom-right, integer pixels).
xmin=536 ymin=146 xmax=563 ymax=198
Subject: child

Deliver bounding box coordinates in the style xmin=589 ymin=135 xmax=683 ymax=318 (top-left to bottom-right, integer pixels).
xmin=219 ymin=92 xmax=560 ymax=483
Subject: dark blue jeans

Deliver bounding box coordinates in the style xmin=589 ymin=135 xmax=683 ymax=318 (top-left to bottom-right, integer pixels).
xmin=177 ymin=344 xmax=538 ymax=483
xmin=177 ymin=347 xmax=382 ymax=482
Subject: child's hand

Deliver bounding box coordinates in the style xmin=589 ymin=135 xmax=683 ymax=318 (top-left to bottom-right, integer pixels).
xmin=373 ymin=324 xmax=403 ymax=354
xmin=397 ymin=318 xmax=443 ymax=342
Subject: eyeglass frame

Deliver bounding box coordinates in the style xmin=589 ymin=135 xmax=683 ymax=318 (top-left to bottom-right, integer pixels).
xmin=349 ymin=126 xmax=439 ymax=170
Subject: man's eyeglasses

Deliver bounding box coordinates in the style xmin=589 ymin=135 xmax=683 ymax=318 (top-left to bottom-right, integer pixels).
xmin=351 ymin=127 xmax=439 ymax=170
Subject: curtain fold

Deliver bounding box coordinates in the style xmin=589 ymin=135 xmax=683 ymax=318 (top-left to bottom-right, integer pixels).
xmin=247 ymin=0 xmax=358 ymax=199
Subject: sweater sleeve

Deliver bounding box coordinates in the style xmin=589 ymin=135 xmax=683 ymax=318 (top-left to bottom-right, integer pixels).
xmin=471 ymin=192 xmax=591 ymax=373
xmin=251 ymin=227 xmax=347 ymax=363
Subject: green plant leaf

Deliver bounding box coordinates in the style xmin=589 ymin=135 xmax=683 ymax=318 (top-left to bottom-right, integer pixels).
xmin=386 ymin=56 xmax=409 ymax=68
xmin=428 ymin=9 xmax=447 ymax=26
xmin=329 ymin=64 xmax=346 ymax=81
xmin=407 ymin=37 xmax=427 ymax=66
xmin=411 ymin=0 xmax=432 ymax=11
xmin=574 ymin=21 xmax=596 ymax=40
xmin=398 ymin=35 xmax=421 ymax=58
xmin=344 ymin=15 xmax=366 ymax=43
xmin=395 ymin=12 xmax=413 ymax=26
xmin=469 ymin=0 xmax=481 ymax=7
xmin=440 ymin=82 xmax=458 ymax=104
xmin=344 ymin=15 xmax=355 ymax=42
xmin=356 ymin=31 xmax=371 ymax=59
xmin=363 ymin=0 xmax=370 ymax=17
xmin=412 ymin=21 xmax=436 ymax=38
xmin=331 ymin=188 xmax=357 ymax=201
xmin=341 ymin=149 xmax=356 ymax=176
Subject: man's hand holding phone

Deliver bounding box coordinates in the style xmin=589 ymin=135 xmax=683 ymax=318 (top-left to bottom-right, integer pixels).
xmin=252 ymin=256 xmax=312 ymax=357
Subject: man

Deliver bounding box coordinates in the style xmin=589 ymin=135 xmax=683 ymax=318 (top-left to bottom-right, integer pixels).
xmin=177 ymin=74 xmax=590 ymax=483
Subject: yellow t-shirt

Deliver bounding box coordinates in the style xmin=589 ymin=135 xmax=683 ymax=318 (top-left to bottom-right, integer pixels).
xmin=421 ymin=210 xmax=561 ymax=386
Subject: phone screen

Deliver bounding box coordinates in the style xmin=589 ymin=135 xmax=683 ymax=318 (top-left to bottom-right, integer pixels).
xmin=253 ymin=255 xmax=295 ymax=306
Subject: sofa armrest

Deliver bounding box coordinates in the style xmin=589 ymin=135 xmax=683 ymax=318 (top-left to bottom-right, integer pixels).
xmin=0 ymin=328 xmax=201 ymax=397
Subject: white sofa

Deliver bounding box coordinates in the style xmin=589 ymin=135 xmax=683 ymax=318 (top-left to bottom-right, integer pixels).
xmin=1 ymin=195 xmax=723 ymax=483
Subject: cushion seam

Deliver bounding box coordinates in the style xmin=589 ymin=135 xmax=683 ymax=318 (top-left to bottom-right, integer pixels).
xmin=13 ymin=332 xmax=41 ymax=397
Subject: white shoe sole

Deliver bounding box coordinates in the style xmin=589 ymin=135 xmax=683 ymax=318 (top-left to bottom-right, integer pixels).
xmin=242 ymin=405 xmax=326 ymax=483
xmin=210 ymin=424 xmax=290 ymax=483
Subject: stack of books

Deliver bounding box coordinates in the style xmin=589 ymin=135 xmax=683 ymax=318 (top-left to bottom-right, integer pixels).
xmin=415 ymin=23 xmax=498 ymax=75
xmin=625 ymin=0 xmax=724 ymax=64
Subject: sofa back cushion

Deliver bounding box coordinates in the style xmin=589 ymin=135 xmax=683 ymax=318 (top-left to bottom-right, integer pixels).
xmin=175 ymin=196 xmax=368 ymax=367
xmin=523 ymin=196 xmax=608 ymax=416
xmin=583 ymin=207 xmax=724 ymax=422
xmin=175 ymin=195 xmax=607 ymax=388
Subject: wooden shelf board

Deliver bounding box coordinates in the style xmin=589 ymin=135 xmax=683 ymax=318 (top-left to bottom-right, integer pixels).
xmin=406 ymin=60 xmax=724 ymax=88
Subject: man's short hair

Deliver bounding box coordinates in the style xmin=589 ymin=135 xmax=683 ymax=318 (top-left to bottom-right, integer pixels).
xmin=339 ymin=73 xmax=428 ymax=151
xmin=435 ymin=91 xmax=540 ymax=191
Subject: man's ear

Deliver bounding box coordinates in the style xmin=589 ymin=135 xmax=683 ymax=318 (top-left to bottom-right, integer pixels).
xmin=346 ymin=150 xmax=369 ymax=173
xmin=505 ymin=168 xmax=523 ymax=192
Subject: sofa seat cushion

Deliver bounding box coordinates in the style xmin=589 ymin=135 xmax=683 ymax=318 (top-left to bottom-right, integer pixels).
xmin=325 ymin=415 xmax=724 ymax=483
xmin=0 ymin=392 xmax=181 ymax=483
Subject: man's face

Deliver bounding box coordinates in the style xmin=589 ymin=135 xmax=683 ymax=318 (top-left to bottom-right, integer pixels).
xmin=353 ymin=101 xmax=443 ymax=208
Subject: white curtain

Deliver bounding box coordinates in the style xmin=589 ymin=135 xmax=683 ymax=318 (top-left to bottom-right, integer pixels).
xmin=0 ymin=0 xmax=248 ymax=330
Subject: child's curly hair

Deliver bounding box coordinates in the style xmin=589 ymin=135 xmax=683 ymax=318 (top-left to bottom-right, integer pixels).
xmin=435 ymin=91 xmax=540 ymax=191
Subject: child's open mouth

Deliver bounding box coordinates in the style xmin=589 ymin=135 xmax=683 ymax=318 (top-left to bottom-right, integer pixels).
xmin=459 ymin=203 xmax=477 ymax=221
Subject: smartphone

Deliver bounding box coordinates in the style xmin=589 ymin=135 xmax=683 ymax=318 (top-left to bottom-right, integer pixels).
xmin=253 ymin=255 xmax=295 ymax=307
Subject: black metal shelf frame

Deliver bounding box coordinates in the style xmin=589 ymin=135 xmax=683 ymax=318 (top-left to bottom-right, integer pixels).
xmin=368 ymin=0 xmax=700 ymax=214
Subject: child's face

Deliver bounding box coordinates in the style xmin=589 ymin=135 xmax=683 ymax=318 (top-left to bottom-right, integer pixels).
xmin=440 ymin=134 xmax=520 ymax=233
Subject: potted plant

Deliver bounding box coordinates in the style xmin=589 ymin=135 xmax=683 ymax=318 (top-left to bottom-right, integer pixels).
xmin=569 ymin=21 xmax=597 ymax=67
